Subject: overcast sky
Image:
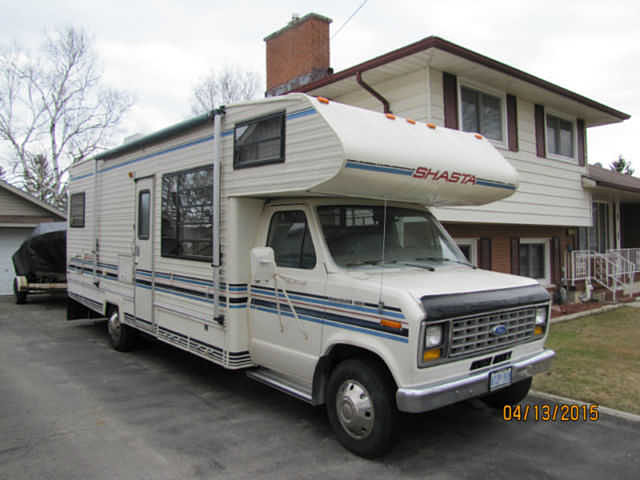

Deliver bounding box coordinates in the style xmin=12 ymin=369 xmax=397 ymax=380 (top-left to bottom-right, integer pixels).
xmin=1 ymin=0 xmax=638 ymax=172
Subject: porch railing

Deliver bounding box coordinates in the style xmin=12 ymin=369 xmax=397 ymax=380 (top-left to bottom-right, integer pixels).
xmin=567 ymin=248 xmax=640 ymax=301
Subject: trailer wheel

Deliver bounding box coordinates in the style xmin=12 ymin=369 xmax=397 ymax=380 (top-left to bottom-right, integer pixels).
xmin=326 ymin=358 xmax=396 ymax=458
xmin=107 ymin=307 xmax=136 ymax=352
xmin=482 ymin=377 xmax=532 ymax=409
xmin=13 ymin=278 xmax=27 ymax=304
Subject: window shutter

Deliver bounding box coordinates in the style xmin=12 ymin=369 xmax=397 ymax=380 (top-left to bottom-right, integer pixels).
xmin=442 ymin=72 xmax=459 ymax=129
xmin=507 ymin=94 xmax=519 ymax=152
xmin=535 ymin=104 xmax=546 ymax=158
xmin=510 ymin=237 xmax=520 ymax=275
xmin=551 ymin=236 xmax=561 ymax=285
xmin=577 ymin=119 xmax=586 ymax=166
xmin=479 ymin=238 xmax=492 ymax=270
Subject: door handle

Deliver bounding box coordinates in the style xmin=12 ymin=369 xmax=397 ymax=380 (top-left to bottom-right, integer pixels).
xmin=135 ymin=245 xmax=140 ymax=256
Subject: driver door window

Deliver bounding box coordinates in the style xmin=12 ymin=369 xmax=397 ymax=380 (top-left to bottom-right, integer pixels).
xmin=267 ymin=210 xmax=316 ymax=269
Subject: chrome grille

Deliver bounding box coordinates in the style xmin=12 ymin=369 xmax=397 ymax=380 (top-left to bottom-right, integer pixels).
xmin=449 ymin=306 xmax=537 ymax=357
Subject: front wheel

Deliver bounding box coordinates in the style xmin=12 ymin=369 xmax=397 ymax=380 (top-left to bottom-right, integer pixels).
xmin=326 ymin=358 xmax=396 ymax=458
xmin=482 ymin=377 xmax=532 ymax=409
xmin=107 ymin=308 xmax=137 ymax=352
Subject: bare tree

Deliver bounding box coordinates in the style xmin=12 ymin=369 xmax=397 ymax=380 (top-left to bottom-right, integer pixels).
xmin=191 ymin=66 xmax=260 ymax=115
xmin=0 ymin=27 xmax=134 ymax=209
xmin=610 ymin=155 xmax=634 ymax=176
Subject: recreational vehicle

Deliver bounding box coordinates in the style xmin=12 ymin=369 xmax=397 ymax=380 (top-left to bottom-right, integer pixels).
xmin=67 ymin=94 xmax=554 ymax=457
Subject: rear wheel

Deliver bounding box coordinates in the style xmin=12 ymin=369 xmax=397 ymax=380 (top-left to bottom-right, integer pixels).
xmin=326 ymin=358 xmax=396 ymax=458
xmin=13 ymin=278 xmax=27 ymax=304
xmin=107 ymin=307 xmax=136 ymax=352
xmin=482 ymin=377 xmax=532 ymax=409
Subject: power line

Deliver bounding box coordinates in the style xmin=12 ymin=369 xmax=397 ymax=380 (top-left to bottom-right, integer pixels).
xmin=331 ymin=0 xmax=370 ymax=40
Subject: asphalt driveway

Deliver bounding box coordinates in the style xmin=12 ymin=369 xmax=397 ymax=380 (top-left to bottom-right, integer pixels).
xmin=1 ymin=295 xmax=638 ymax=479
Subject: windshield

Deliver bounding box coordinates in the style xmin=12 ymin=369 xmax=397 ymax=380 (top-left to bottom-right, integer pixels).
xmin=317 ymin=205 xmax=470 ymax=269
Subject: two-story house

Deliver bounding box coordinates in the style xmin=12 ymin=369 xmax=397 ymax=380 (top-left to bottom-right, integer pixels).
xmin=263 ymin=13 xmax=632 ymax=300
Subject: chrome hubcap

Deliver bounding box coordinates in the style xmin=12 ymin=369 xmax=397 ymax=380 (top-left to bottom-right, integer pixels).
xmin=108 ymin=311 xmax=121 ymax=341
xmin=336 ymin=379 xmax=375 ymax=439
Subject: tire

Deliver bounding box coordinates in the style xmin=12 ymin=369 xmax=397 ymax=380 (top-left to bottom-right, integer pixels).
xmin=107 ymin=307 xmax=137 ymax=352
xmin=482 ymin=377 xmax=532 ymax=409
xmin=13 ymin=278 xmax=27 ymax=305
xmin=326 ymin=358 xmax=397 ymax=458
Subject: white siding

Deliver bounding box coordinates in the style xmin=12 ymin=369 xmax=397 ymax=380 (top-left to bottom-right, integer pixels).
xmin=331 ymin=66 xmax=591 ymax=227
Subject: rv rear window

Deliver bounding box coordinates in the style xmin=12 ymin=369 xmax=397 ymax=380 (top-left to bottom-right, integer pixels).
xmin=161 ymin=165 xmax=213 ymax=262
xmin=69 ymin=192 xmax=85 ymax=228
xmin=234 ymin=111 xmax=285 ymax=169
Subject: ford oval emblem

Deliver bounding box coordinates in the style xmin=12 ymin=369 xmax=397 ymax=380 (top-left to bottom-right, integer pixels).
xmin=491 ymin=325 xmax=507 ymax=336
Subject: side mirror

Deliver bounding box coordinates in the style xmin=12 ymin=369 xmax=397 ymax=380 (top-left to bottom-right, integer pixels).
xmin=251 ymin=247 xmax=276 ymax=282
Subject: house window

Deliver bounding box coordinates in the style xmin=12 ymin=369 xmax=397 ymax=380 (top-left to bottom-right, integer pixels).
xmin=520 ymin=238 xmax=550 ymax=284
xmin=69 ymin=192 xmax=85 ymax=228
xmin=590 ymin=202 xmax=610 ymax=253
xmin=546 ymin=114 xmax=574 ymax=158
xmin=234 ymin=111 xmax=285 ymax=169
xmin=460 ymin=85 xmax=503 ymax=142
xmin=267 ymin=211 xmax=316 ymax=269
xmin=161 ymin=165 xmax=213 ymax=262
xmin=455 ymin=238 xmax=478 ymax=266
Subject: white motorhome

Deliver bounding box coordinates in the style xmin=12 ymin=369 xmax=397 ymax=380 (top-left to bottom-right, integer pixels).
xmin=67 ymin=94 xmax=554 ymax=457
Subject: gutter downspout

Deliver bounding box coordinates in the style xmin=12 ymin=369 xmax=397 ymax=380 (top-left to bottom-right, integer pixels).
xmin=356 ymin=71 xmax=391 ymax=114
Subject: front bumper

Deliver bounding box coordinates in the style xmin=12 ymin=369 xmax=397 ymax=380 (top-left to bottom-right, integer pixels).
xmin=396 ymin=349 xmax=555 ymax=413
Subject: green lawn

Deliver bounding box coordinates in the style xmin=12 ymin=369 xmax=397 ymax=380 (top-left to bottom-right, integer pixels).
xmin=533 ymin=306 xmax=640 ymax=415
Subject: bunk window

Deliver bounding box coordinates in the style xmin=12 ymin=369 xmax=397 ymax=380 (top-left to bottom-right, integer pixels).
xmin=138 ymin=190 xmax=151 ymax=240
xmin=234 ymin=111 xmax=285 ymax=169
xmin=161 ymin=165 xmax=213 ymax=262
xmin=267 ymin=211 xmax=316 ymax=269
xmin=69 ymin=192 xmax=85 ymax=228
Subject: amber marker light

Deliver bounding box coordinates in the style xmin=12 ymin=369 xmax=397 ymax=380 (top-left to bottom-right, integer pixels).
xmin=380 ymin=319 xmax=403 ymax=330
xmin=423 ymin=349 xmax=441 ymax=361
xmin=385 ymin=113 xmax=396 ymax=120
xmin=317 ymin=97 xmax=330 ymax=104
xmin=426 ymin=123 xmax=436 ymax=129
xmin=474 ymin=134 xmax=483 ymax=139
xmin=128 ymin=171 xmax=134 ymax=178
xmin=407 ymin=119 xmax=416 ymax=125
xmin=534 ymin=326 xmax=544 ymax=336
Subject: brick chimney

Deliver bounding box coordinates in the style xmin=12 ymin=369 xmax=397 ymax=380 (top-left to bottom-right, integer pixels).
xmin=265 ymin=13 xmax=332 ymax=97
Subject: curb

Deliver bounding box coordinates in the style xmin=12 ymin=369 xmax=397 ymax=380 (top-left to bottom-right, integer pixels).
xmin=530 ymin=390 xmax=640 ymax=423
xmin=550 ymin=303 xmax=637 ymax=324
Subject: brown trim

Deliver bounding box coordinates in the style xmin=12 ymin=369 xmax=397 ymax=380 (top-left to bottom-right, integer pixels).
xmin=0 ymin=215 xmax=60 ymax=224
xmin=506 ymin=94 xmax=519 ymax=152
xmin=443 ymin=72 xmax=459 ymax=129
xmin=577 ymin=119 xmax=586 ymax=166
xmin=551 ymin=236 xmax=561 ymax=285
xmin=295 ymin=36 xmax=630 ymax=121
xmin=479 ymin=238 xmax=492 ymax=270
xmin=535 ymin=104 xmax=546 ymax=158
xmin=356 ymin=71 xmax=391 ymax=113
xmin=510 ymin=237 xmax=520 ymax=275
xmin=584 ymin=178 xmax=640 ymax=195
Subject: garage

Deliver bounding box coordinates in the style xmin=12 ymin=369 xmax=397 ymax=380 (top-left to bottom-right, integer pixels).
xmin=0 ymin=180 xmax=66 ymax=295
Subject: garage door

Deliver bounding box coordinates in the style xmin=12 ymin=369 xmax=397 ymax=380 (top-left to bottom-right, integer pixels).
xmin=0 ymin=228 xmax=33 ymax=295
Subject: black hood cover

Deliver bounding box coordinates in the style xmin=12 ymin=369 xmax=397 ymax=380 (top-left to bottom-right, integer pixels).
xmin=421 ymin=284 xmax=550 ymax=321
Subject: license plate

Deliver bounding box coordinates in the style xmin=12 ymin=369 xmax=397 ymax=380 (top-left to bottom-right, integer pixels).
xmin=489 ymin=367 xmax=512 ymax=391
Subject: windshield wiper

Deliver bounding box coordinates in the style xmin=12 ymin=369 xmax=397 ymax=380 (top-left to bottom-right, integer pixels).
xmin=414 ymin=257 xmax=475 ymax=269
xmin=400 ymin=263 xmax=435 ymax=272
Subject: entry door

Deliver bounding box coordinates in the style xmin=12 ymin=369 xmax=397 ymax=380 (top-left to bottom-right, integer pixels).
xmin=134 ymin=178 xmax=153 ymax=324
xmin=249 ymin=206 xmax=326 ymax=385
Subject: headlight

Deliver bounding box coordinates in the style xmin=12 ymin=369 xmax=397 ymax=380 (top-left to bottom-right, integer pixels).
xmin=425 ymin=325 xmax=443 ymax=348
xmin=535 ymin=307 xmax=547 ymax=325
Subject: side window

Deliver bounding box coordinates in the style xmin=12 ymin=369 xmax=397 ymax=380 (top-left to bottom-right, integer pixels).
xmin=138 ymin=190 xmax=150 ymax=240
xmin=267 ymin=211 xmax=316 ymax=269
xmin=69 ymin=192 xmax=85 ymax=228
xmin=460 ymin=85 xmax=503 ymax=142
xmin=161 ymin=165 xmax=213 ymax=261
xmin=234 ymin=111 xmax=285 ymax=169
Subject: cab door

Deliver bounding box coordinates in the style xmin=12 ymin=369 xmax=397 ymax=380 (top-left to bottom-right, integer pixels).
xmin=134 ymin=178 xmax=153 ymax=325
xmin=249 ymin=205 xmax=326 ymax=385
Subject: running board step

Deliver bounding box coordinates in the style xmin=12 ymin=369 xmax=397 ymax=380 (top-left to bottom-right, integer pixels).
xmin=246 ymin=368 xmax=313 ymax=404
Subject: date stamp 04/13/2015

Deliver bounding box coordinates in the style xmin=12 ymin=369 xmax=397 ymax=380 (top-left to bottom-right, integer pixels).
xmin=503 ymin=404 xmax=600 ymax=422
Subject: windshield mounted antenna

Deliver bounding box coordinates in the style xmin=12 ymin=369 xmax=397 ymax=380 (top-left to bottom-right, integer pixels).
xmin=378 ymin=199 xmax=387 ymax=312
